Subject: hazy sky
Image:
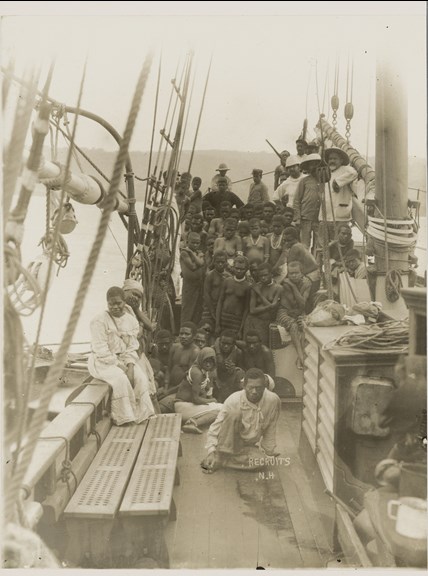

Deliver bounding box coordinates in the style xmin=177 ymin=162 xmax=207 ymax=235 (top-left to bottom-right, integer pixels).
xmin=2 ymin=2 xmax=426 ymax=159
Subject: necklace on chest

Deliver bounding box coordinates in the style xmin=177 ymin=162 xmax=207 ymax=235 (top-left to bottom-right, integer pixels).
xmin=270 ymin=232 xmax=284 ymax=250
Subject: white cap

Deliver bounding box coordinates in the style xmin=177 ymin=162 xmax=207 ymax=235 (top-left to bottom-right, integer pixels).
xmin=286 ymin=155 xmax=301 ymax=168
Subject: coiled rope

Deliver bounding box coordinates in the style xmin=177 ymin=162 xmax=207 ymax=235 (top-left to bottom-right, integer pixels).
xmin=6 ymin=53 xmax=153 ymax=523
xmin=322 ymin=320 xmax=409 ymax=354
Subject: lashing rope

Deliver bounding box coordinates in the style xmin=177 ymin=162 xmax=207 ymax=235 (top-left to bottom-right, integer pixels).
xmin=5 ymin=53 xmax=153 ymax=523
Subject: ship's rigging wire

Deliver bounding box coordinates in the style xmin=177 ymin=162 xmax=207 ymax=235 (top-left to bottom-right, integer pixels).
xmin=188 ymin=53 xmax=212 ymax=174
xmin=145 ymin=52 xmax=162 ymax=199
xmin=6 ymin=53 xmax=154 ymax=523
xmin=321 ymin=60 xmax=329 ymax=116
xmin=12 ymin=58 xmax=83 ymax=482
xmin=56 ymin=118 xmax=127 ymax=262
xmin=152 ymin=54 xmax=194 ymax=326
xmin=3 ymin=67 xmax=40 ymax=225
xmin=177 ymin=60 xmax=197 ymax=169
xmin=315 ymin=61 xmax=358 ymax=304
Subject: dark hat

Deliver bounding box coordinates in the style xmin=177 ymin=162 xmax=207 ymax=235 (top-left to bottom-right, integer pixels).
xmin=324 ymin=147 xmax=350 ymax=166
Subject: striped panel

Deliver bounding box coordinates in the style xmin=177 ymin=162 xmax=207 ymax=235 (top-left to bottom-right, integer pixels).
xmin=64 ymin=423 xmax=147 ymax=519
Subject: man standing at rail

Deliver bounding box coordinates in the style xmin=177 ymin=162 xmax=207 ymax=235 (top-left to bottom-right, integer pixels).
xmin=200 ymin=368 xmax=281 ymax=472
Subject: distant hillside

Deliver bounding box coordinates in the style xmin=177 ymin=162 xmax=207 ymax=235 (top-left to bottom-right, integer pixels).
xmin=53 ymin=148 xmax=426 ymax=212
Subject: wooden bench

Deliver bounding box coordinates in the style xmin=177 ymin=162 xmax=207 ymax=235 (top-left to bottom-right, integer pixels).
xmin=63 ymin=414 xmax=182 ymax=568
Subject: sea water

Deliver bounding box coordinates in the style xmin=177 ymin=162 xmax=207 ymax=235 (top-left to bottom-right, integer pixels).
xmin=18 ymin=191 xmax=142 ymax=353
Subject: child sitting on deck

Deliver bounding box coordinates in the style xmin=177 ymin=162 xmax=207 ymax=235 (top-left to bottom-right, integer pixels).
xmin=88 ymin=286 xmax=155 ymax=426
xmin=174 ymin=347 xmax=223 ymax=434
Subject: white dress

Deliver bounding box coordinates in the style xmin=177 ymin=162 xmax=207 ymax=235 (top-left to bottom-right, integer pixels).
xmin=88 ymin=310 xmax=155 ymax=425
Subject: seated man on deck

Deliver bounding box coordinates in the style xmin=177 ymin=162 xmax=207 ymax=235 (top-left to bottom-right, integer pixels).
xmin=200 ymin=368 xmax=281 ymax=472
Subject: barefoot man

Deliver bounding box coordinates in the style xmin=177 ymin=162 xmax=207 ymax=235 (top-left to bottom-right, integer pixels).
xmin=201 ymin=368 xmax=281 ymax=472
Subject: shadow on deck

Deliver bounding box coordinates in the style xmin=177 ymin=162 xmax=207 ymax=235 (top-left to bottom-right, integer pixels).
xmin=165 ymin=403 xmax=337 ymax=569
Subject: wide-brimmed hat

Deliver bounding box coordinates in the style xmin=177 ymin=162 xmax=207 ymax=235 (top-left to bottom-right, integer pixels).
xmin=299 ymin=153 xmax=322 ymax=170
xmin=324 ymin=147 xmax=350 ymax=166
xmin=216 ymin=163 xmax=230 ymax=172
xmin=286 ymin=155 xmax=300 ymax=168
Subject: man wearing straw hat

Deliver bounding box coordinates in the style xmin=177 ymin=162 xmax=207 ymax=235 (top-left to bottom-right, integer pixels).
xmin=210 ymin=162 xmax=233 ymax=192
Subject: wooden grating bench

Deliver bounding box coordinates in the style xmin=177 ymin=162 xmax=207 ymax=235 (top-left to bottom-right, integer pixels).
xmin=119 ymin=412 xmax=182 ymax=518
xmin=62 ymin=414 xmax=182 ymax=568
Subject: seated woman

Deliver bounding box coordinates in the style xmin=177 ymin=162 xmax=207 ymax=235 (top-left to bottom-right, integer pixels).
xmin=122 ymin=278 xmax=159 ymax=412
xmin=88 ymin=286 xmax=155 ymax=426
xmin=174 ymin=347 xmax=223 ymax=434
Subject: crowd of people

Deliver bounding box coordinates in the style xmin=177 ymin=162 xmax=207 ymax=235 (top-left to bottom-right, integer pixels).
xmin=88 ymin=138 xmax=368 ymax=471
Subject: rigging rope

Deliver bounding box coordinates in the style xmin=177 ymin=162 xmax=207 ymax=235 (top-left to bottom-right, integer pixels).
xmin=188 ymin=54 xmax=212 ymax=174
xmin=145 ymin=52 xmax=162 ymax=199
xmin=344 ymin=53 xmax=354 ymax=143
xmin=5 ymin=53 xmax=153 ymax=523
xmin=331 ymin=55 xmax=340 ymax=129
xmin=3 ymin=68 xmax=40 ymax=226
xmin=177 ymin=60 xmax=196 ymax=169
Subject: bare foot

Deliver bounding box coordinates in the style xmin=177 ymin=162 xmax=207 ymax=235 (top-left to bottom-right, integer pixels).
xmin=183 ymin=419 xmax=203 ymax=434
xmin=296 ymin=358 xmax=303 ymax=370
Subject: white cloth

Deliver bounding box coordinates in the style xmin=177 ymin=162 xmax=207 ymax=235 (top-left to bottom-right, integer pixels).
xmin=210 ymin=174 xmax=233 ymax=191
xmin=88 ymin=311 xmax=154 ymax=425
xmin=273 ymin=174 xmax=305 ymax=206
xmin=205 ymin=389 xmax=281 ymax=455
xmin=319 ymin=165 xmax=358 ymax=222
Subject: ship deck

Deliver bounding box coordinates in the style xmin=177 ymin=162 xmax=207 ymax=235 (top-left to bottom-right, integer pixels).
xmin=165 ymin=402 xmax=337 ymax=569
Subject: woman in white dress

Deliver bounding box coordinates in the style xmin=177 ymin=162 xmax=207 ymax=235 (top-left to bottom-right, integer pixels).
xmin=88 ymin=286 xmax=155 ymax=426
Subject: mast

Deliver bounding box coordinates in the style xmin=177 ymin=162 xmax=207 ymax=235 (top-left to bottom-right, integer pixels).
xmin=319 ymin=45 xmax=416 ymax=318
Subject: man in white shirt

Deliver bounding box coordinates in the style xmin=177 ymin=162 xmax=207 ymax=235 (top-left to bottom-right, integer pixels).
xmin=210 ymin=162 xmax=233 ymax=192
xmin=200 ymin=367 xmax=281 ymax=472
xmin=273 ymin=155 xmax=305 ymax=208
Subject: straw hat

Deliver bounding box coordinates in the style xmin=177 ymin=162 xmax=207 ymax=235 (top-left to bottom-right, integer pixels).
xmin=324 ymin=147 xmax=350 ymax=166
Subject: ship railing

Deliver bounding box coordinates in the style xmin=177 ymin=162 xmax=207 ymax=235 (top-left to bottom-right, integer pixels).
xmin=20 ymin=382 xmax=111 ymax=528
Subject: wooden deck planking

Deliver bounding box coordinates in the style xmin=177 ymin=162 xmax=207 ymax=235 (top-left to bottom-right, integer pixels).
xmin=166 ymin=405 xmax=333 ymax=569
xmin=277 ymin=404 xmax=334 ymax=565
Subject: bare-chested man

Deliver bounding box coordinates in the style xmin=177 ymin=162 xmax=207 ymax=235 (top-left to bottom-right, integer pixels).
xmin=246 ymin=263 xmax=281 ymax=346
xmin=213 ymin=217 xmax=243 ymax=271
xmin=168 ymin=321 xmax=199 ymax=388
xmin=216 ymin=255 xmax=250 ymax=338
xmin=242 ymin=218 xmax=270 ymax=263
xmin=201 ymin=250 xmax=229 ymax=327
xmin=180 ymin=231 xmax=205 ymax=325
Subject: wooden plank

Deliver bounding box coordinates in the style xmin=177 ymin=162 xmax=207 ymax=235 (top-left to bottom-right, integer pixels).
xmin=119 ymin=414 xmax=181 ymax=516
xmin=165 ymin=432 xmax=204 ymax=568
xmin=278 ymin=405 xmax=334 ymax=565
xmin=336 ymin=505 xmax=372 ymax=567
xmin=41 ymin=418 xmax=112 ymax=523
xmin=64 ymin=423 xmax=147 ymax=519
